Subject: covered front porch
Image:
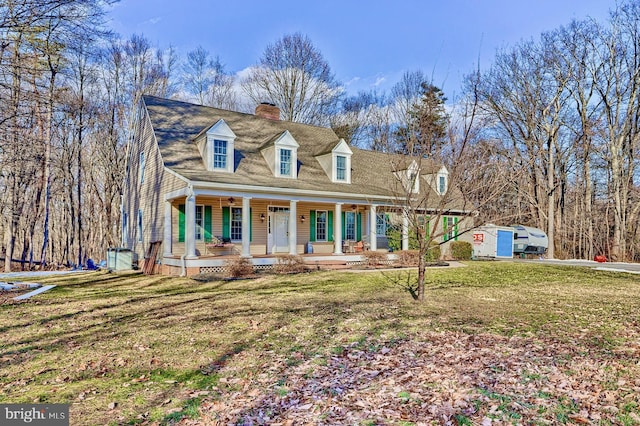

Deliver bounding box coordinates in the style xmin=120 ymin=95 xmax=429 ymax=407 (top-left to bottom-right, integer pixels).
xmin=160 ymin=188 xmax=413 ymax=276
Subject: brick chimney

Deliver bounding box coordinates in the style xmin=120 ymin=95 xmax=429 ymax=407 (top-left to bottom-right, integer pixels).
xmin=255 ymin=102 xmax=280 ymax=120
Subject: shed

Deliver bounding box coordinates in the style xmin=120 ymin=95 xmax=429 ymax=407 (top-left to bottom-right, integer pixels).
xmin=472 ymin=225 xmax=514 ymax=259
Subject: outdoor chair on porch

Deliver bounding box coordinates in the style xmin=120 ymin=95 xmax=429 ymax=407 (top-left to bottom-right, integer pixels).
xmin=205 ymin=236 xmax=236 ymax=255
xmin=362 ymin=235 xmax=370 ymax=251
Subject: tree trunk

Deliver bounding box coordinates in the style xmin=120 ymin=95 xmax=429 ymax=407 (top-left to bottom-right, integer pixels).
xmin=547 ymin=140 xmax=555 ymax=259
xmin=39 ymin=71 xmax=57 ymax=268
xmin=417 ymin=253 xmax=426 ymax=301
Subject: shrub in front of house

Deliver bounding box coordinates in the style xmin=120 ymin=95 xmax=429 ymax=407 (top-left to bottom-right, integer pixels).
xmin=425 ymin=241 xmax=441 ymax=262
xmin=450 ymin=241 xmax=472 ymax=260
xmin=225 ymin=257 xmax=254 ymax=278
xmin=273 ymin=255 xmax=307 ymax=274
xmin=386 ymin=225 xmax=421 ymax=252
xmin=362 ymin=250 xmax=387 ymax=267
xmin=396 ymin=250 xmax=420 ymax=267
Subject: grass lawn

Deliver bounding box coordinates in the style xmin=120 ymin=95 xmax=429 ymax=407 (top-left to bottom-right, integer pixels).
xmin=1 ymin=262 xmax=639 ymax=425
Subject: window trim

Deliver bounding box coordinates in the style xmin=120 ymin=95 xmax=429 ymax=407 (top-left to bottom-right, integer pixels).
xmin=376 ymin=213 xmax=387 ymax=236
xmin=336 ymin=155 xmax=347 ymax=181
xmin=213 ymin=139 xmax=228 ymax=170
xmin=345 ymin=211 xmax=356 ymax=240
xmin=279 ymin=148 xmax=292 ymax=177
xmin=195 ymin=205 xmax=204 ymax=241
xmin=443 ymin=216 xmax=458 ymax=242
xmin=206 ymin=119 xmax=236 ymax=173
xmin=315 ymin=210 xmax=328 ymax=242
xmin=137 ymin=209 xmax=143 ymax=242
xmin=230 ymin=207 xmax=242 ymax=242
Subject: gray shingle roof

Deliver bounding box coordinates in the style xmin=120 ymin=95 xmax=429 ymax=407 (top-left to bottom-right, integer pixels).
xmin=143 ymin=95 xmax=456 ymax=205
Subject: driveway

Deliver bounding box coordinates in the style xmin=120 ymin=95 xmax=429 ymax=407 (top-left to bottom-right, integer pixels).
xmin=518 ymin=258 xmax=640 ymax=274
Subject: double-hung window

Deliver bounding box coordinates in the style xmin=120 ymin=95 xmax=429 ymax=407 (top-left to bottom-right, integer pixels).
xmin=315 ymin=210 xmax=327 ymax=241
xmin=280 ymin=149 xmax=292 ymax=176
xmin=439 ymin=175 xmax=446 ymax=194
xmin=195 ymin=205 xmax=204 ymax=241
xmin=376 ymin=213 xmax=387 ymax=236
xmin=345 ymin=212 xmax=356 ymax=240
xmin=443 ymin=216 xmax=458 ymax=242
xmin=336 ymin=155 xmax=346 ymax=181
xmin=230 ymin=207 xmax=242 ymax=241
xmin=213 ymin=139 xmax=227 ymax=169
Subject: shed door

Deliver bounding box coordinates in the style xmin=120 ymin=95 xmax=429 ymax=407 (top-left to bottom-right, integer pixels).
xmin=496 ymin=230 xmax=513 ymax=257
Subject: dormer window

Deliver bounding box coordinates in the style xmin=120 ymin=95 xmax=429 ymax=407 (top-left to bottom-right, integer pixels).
xmin=205 ymin=119 xmax=236 ymax=173
xmin=435 ymin=166 xmax=449 ymax=195
xmin=262 ymin=130 xmax=299 ymax=179
xmin=395 ymin=160 xmax=420 ymax=193
xmin=317 ymin=139 xmax=352 ymax=183
xmin=336 ymin=155 xmax=347 ymax=181
xmin=213 ymin=139 xmax=227 ymax=169
xmin=279 ymin=148 xmax=292 ymax=176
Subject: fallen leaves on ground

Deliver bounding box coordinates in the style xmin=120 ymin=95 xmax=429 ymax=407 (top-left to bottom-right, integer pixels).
xmin=172 ymin=331 xmax=640 ymax=425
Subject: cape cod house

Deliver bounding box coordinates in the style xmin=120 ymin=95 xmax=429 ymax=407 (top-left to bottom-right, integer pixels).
xmin=121 ymin=96 xmax=468 ymax=275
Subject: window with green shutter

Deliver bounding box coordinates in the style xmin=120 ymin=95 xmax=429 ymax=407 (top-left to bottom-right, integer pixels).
xmin=328 ymin=211 xmax=334 ymax=242
xmin=453 ymin=217 xmax=459 ymax=241
xmin=222 ymin=207 xmax=230 ymax=240
xmin=310 ymin=210 xmax=316 ymax=242
xmin=221 ymin=206 xmax=251 ymax=241
xmin=443 ymin=217 xmax=449 ymax=242
xmin=204 ymin=206 xmax=212 ymax=242
xmin=178 ymin=204 xmax=185 ymax=242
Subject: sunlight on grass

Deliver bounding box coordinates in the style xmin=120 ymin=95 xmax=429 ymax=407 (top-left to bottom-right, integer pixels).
xmin=0 ymin=263 xmax=639 ymax=424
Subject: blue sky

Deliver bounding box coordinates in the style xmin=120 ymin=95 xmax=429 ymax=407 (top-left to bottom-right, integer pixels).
xmin=107 ymin=0 xmax=615 ymax=99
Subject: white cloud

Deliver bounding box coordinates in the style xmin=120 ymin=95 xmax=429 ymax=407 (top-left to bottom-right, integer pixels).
xmin=345 ymin=76 xmax=361 ymax=86
xmin=373 ymin=76 xmax=386 ymax=87
xmin=142 ymin=16 xmax=162 ymax=25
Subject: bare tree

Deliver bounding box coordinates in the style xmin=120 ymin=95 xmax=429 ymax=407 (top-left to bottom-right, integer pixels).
xmin=385 ymin=77 xmax=507 ymax=301
xmin=390 ymin=70 xmax=428 ymax=126
xmin=241 ymin=32 xmax=341 ymax=125
xmin=330 ymin=90 xmax=387 ymax=147
xmin=475 ymin=36 xmax=575 ymax=259
xmin=588 ymin=3 xmax=640 ymax=261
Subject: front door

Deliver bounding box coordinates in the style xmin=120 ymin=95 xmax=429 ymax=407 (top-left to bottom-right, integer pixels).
xmin=273 ymin=212 xmax=289 ymax=252
xmin=268 ymin=208 xmax=290 ymax=253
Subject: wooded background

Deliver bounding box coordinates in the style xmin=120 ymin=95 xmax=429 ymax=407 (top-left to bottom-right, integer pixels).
xmin=2 ymin=0 xmax=640 ymax=271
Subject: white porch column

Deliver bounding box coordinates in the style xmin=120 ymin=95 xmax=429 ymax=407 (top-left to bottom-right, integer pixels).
xmin=402 ymin=210 xmax=409 ymax=251
xmin=185 ymin=193 xmax=197 ymax=259
xmin=288 ymin=200 xmax=298 ymax=255
xmin=241 ymin=197 xmax=252 ymax=257
xmin=369 ymin=205 xmax=378 ymax=251
xmin=163 ymin=201 xmax=173 ymax=256
xmin=334 ymin=203 xmax=343 ymax=254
